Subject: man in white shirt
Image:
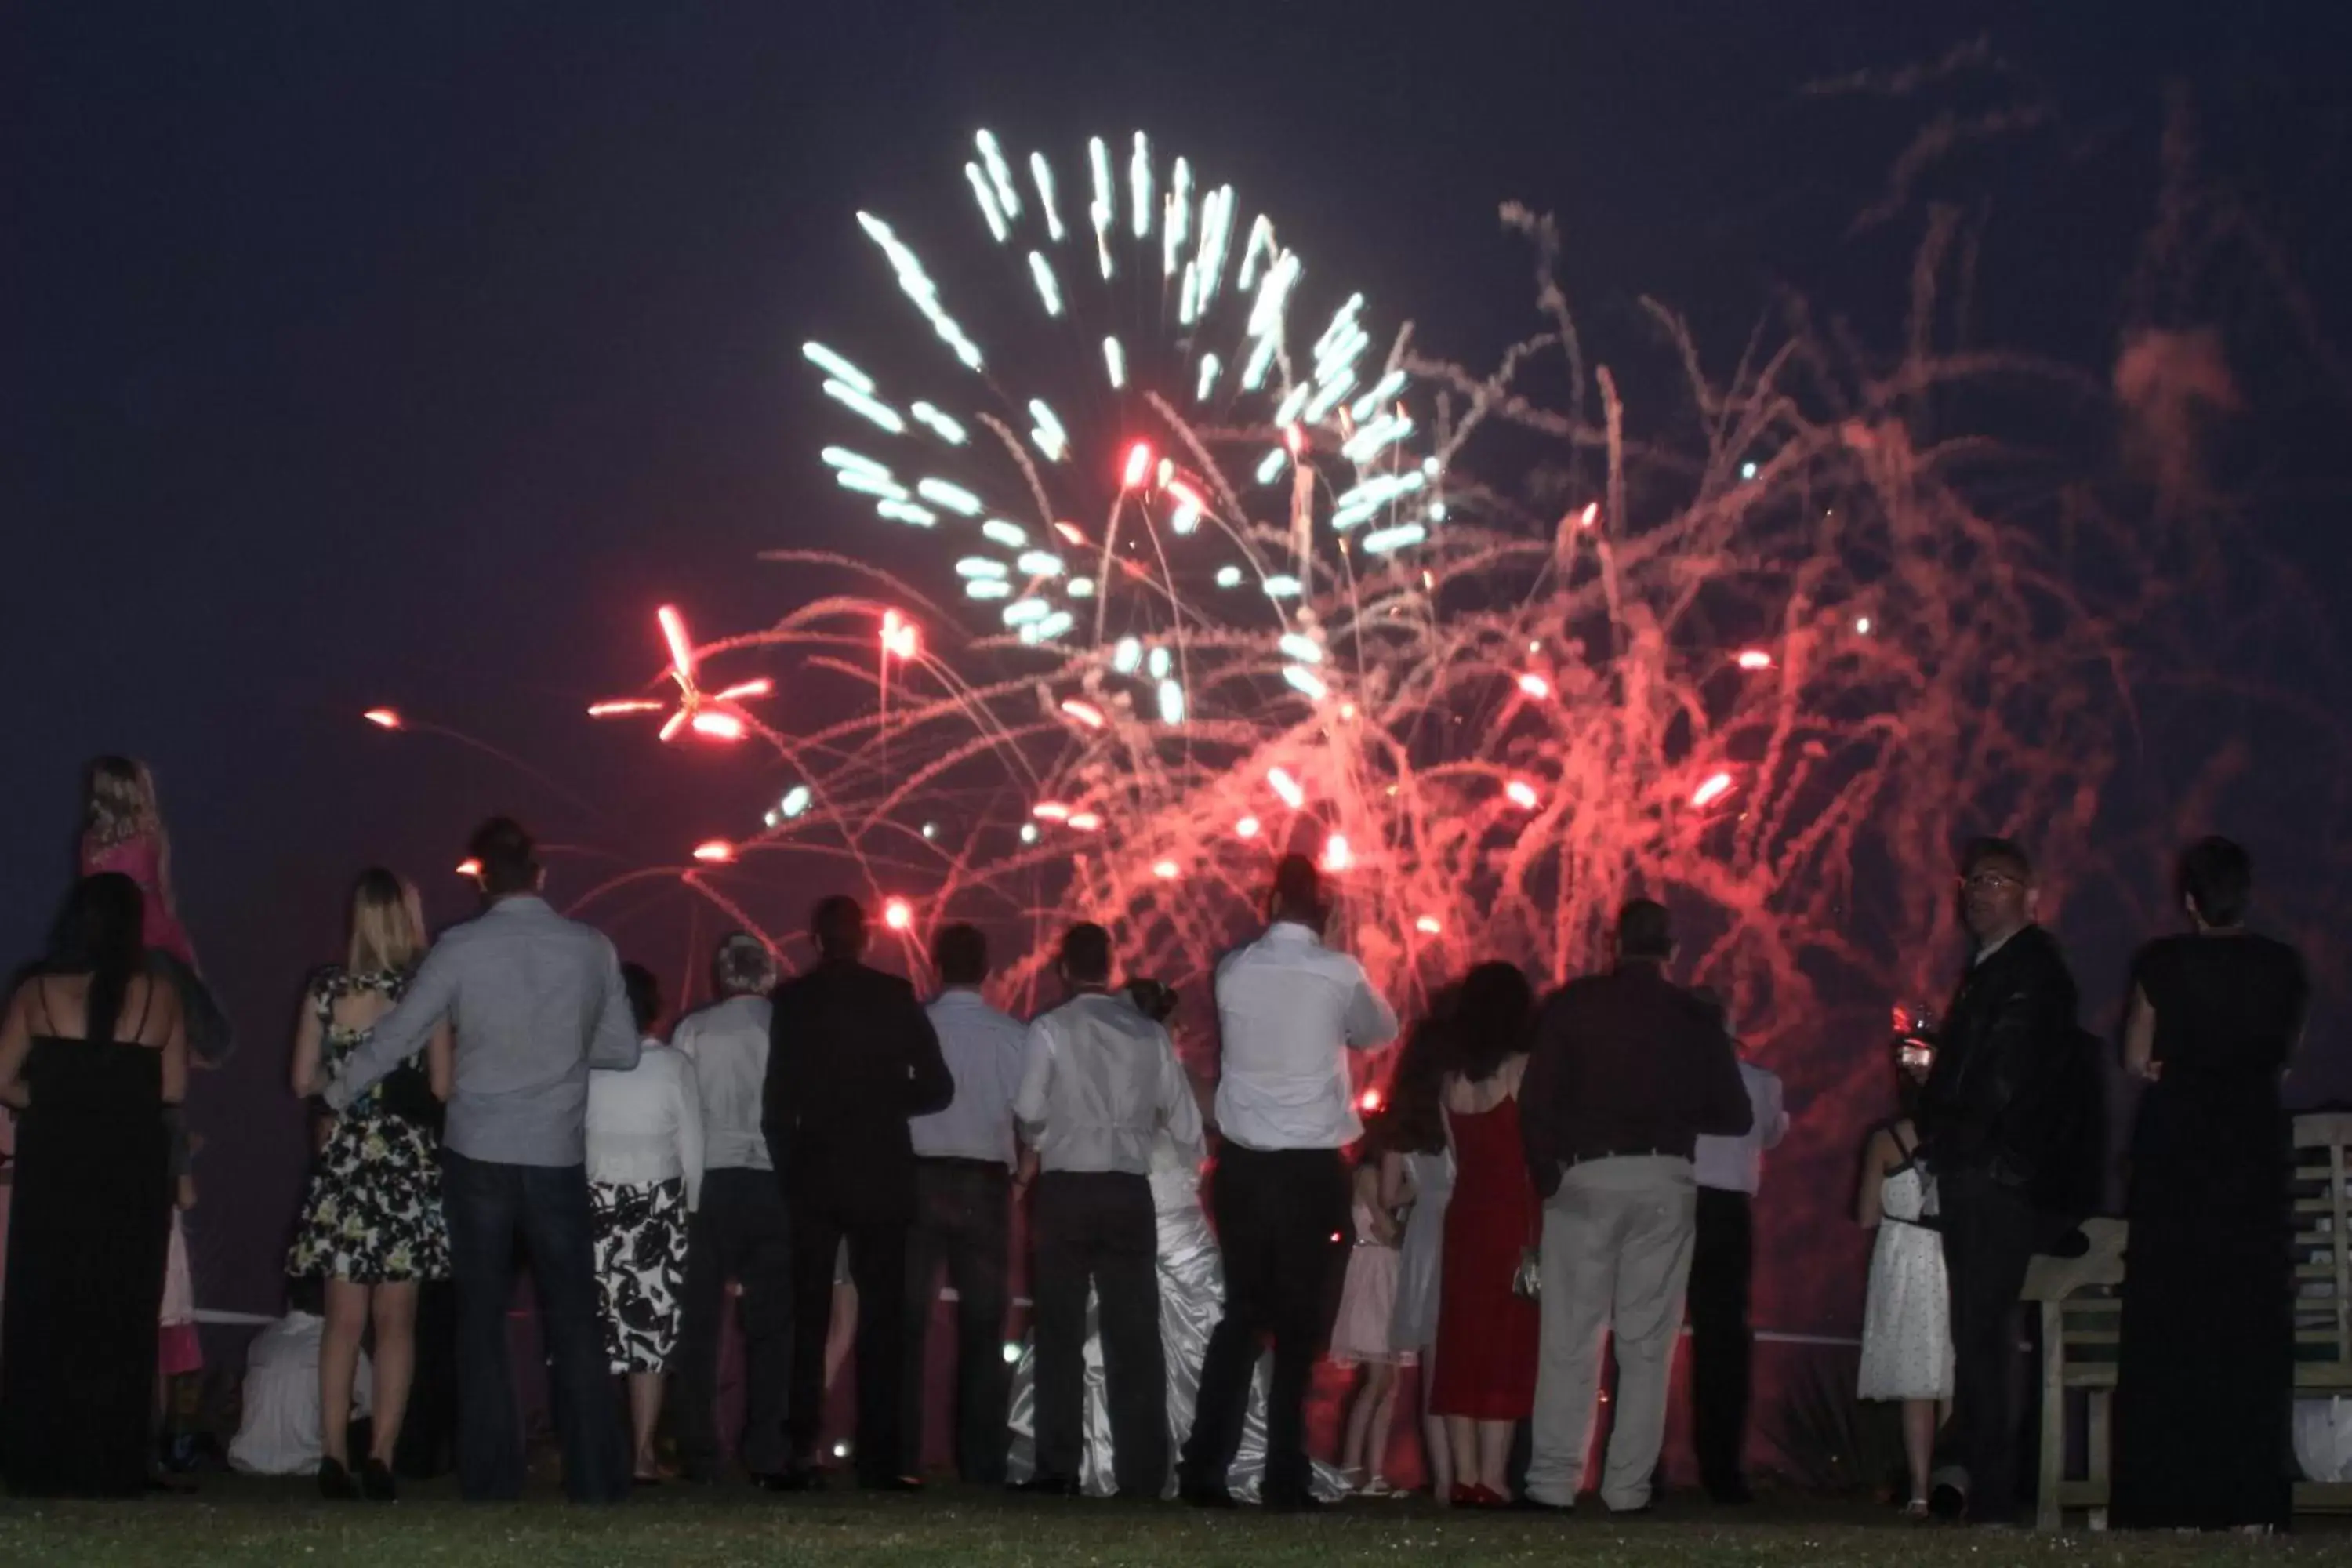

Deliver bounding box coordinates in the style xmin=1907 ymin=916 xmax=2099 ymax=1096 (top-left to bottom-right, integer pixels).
xmin=1180 ymin=855 xmax=1398 ymax=1510
xmin=904 ymin=923 xmax=1027 ymax=1487
xmin=1685 ymin=992 xmax=1788 ymax=1505
xmin=669 ymin=934 xmax=791 ymax=1483
xmin=1014 ymin=923 xmax=1203 ymax=1499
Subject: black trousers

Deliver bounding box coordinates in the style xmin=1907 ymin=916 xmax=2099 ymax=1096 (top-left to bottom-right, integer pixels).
xmin=673 ymin=1167 xmax=794 ymax=1479
xmin=441 ymin=1151 xmax=626 ymax=1504
xmin=392 ymin=1280 xmax=457 ymax=1479
xmin=1180 ymin=1143 xmax=1348 ymax=1503
xmin=1033 ymin=1170 xmax=1165 ymax=1496
xmin=1932 ymin=1169 xmax=2056 ymax=1523
xmin=787 ymin=1198 xmax=909 ymax=1484
xmin=902 ymin=1159 xmax=1013 ymax=1485
xmin=1687 ymin=1186 xmax=1755 ymax=1494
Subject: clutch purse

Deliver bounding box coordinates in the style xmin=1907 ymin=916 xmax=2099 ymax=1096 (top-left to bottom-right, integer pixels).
xmin=1512 ymin=1244 xmax=1543 ymax=1301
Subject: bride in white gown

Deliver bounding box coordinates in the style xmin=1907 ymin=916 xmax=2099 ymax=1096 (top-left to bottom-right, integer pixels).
xmin=1005 ymin=1130 xmax=1348 ymax=1501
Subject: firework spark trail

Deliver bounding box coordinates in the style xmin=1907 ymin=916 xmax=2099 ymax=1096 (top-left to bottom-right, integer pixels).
xmin=557 ymin=126 xmax=2346 ymax=1117
xmin=619 ymin=132 xmax=2122 ymax=1044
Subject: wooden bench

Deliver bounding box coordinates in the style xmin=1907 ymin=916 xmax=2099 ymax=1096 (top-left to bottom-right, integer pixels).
xmin=2029 ymin=1112 xmax=2352 ymax=1529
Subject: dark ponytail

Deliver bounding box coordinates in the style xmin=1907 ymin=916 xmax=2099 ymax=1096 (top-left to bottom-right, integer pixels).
xmin=46 ymin=873 xmax=148 ymax=1044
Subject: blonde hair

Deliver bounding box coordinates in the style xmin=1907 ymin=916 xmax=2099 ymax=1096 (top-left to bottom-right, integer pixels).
xmin=347 ymin=867 xmax=426 ymax=976
xmin=83 ymin=755 xmax=163 ymax=849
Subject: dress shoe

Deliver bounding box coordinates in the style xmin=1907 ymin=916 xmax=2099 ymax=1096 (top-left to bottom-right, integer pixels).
xmin=1011 ymin=1475 xmax=1081 ymax=1498
xmin=1181 ymin=1481 xmax=1239 ymax=1510
xmin=759 ymin=1465 xmax=826 ymax=1494
xmin=1265 ymin=1490 xmax=1325 ymax=1514
xmin=361 ymin=1457 xmax=398 ymax=1502
xmin=863 ymin=1472 xmax=923 ymax=1494
xmin=1928 ymin=1482 xmax=1967 ymax=1522
xmin=1707 ymin=1479 xmax=1754 ymax=1506
xmin=316 ymin=1457 xmax=359 ymax=1501
xmin=1514 ymin=1494 xmax=1574 ymax=1515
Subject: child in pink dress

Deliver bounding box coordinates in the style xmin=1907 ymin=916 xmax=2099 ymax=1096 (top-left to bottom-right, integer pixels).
xmin=1327 ymin=1140 xmax=1410 ymax=1495
xmin=79 ymin=757 xmax=228 ymax=1063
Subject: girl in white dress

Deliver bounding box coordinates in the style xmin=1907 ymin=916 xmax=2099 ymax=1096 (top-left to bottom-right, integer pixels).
xmin=1378 ymin=1011 xmax=1454 ymax=1501
xmin=1855 ymin=1048 xmax=1951 ymax=1516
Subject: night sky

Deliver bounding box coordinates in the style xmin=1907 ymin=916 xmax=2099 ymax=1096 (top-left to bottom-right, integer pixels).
xmin=6 ymin=2 xmax=2346 ymax=1317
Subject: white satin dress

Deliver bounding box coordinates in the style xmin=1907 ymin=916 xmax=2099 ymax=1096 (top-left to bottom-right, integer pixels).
xmin=1006 ymin=1132 xmax=1348 ymax=1501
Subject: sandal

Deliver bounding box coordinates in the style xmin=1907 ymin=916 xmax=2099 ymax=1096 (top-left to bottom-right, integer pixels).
xmin=1361 ymin=1475 xmax=1399 ymax=1498
xmin=1903 ymin=1497 xmax=1930 ymax=1521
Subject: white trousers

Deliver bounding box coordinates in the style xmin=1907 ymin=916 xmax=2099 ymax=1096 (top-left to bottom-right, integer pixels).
xmin=1523 ymin=1155 xmax=1697 ymax=1511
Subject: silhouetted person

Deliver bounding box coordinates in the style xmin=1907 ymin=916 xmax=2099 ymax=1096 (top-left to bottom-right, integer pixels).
xmin=763 ymin=896 xmax=952 ymax=1490
xmin=904 ymin=923 xmax=1025 ymax=1486
xmin=1180 ymin=856 xmax=1397 ymax=1511
xmin=1918 ymin=837 xmax=2090 ymax=1526
xmin=2113 ymin=837 xmax=2308 ymax=1532
xmin=670 ymin=933 xmax=792 ymax=1483
xmin=0 ymin=873 xmax=187 ymax=1497
xmin=1519 ymin=899 xmax=1751 ymax=1515
xmin=321 ymin=817 xmax=641 ymax=1504
xmin=1014 ymin=923 xmax=1201 ymax=1498
xmin=1686 ymin=993 xmax=1787 ymax=1505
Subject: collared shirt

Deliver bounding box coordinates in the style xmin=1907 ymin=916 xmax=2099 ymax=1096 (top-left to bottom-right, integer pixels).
xmin=1520 ymin=962 xmax=1754 ymax=1195
xmin=910 ymin=988 xmax=1029 ymax=1168
xmin=1015 ymin=991 xmax=1203 ymax=1176
xmin=1974 ymin=929 xmax=2020 ymax=967
xmin=1693 ymin=1059 xmax=1789 ymax=1195
xmin=672 ymin=993 xmax=774 ymax=1172
xmin=586 ymin=1040 xmax=706 ymax=1210
xmin=325 ymin=895 xmax=641 ymax=1167
xmin=1210 ymin=921 xmax=1399 ymax=1151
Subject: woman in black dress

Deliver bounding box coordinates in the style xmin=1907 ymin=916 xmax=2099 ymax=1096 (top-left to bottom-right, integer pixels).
xmin=0 ymin=873 xmax=188 ymax=1497
xmin=2113 ymin=837 xmax=2310 ymax=1533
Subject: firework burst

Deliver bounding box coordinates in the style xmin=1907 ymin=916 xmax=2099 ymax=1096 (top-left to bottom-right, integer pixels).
xmin=591 ymin=129 xmax=2162 ymax=1053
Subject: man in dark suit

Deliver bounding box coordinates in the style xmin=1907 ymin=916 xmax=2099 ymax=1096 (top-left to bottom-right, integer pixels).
xmin=1917 ymin=837 xmax=2091 ymax=1526
xmin=763 ymin=895 xmax=953 ymax=1491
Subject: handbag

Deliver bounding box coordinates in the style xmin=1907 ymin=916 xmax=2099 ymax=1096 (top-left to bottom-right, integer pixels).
xmin=1512 ymin=1242 xmax=1542 ymax=1301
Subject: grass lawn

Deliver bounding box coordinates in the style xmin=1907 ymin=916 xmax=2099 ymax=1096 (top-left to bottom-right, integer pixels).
xmin=1 ymin=1483 xmax=2343 ymax=1567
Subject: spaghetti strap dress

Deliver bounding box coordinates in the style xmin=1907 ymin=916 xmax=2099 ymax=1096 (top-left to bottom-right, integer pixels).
xmin=1428 ymin=1097 xmax=1539 ymax=1419
xmin=0 ymin=985 xmax=173 ymax=1496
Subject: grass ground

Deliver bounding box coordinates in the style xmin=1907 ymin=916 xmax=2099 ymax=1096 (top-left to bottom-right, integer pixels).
xmin=2 ymin=1481 xmax=2345 ymax=1567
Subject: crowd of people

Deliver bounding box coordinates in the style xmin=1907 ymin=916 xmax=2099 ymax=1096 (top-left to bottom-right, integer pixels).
xmin=0 ymin=757 xmax=2317 ymax=1536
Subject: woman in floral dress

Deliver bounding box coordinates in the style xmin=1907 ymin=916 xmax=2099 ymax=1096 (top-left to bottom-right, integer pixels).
xmin=286 ymin=869 xmax=452 ymax=1501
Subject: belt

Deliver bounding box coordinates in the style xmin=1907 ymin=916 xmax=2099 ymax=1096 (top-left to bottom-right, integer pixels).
xmin=916 ymin=1155 xmax=1011 ymax=1173
xmin=1563 ymin=1146 xmax=1683 ymax=1170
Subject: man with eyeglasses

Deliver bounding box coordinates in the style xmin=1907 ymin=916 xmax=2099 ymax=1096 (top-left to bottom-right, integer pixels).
xmin=1916 ymin=837 xmax=2092 ymax=1526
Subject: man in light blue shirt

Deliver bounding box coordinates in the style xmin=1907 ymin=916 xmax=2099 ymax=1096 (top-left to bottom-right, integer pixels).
xmin=903 ymin=923 xmax=1027 ymax=1486
xmin=325 ymin=817 xmax=640 ymax=1504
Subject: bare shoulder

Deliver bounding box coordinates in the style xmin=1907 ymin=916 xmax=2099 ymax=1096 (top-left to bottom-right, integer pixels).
xmin=133 ymin=972 xmax=181 ymax=1044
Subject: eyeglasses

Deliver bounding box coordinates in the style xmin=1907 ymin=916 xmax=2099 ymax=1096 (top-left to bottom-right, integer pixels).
xmin=1962 ymin=870 xmax=2025 ymax=892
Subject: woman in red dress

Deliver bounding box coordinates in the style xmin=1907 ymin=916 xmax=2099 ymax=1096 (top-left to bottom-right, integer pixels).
xmin=1427 ymin=961 xmax=1538 ymax=1506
